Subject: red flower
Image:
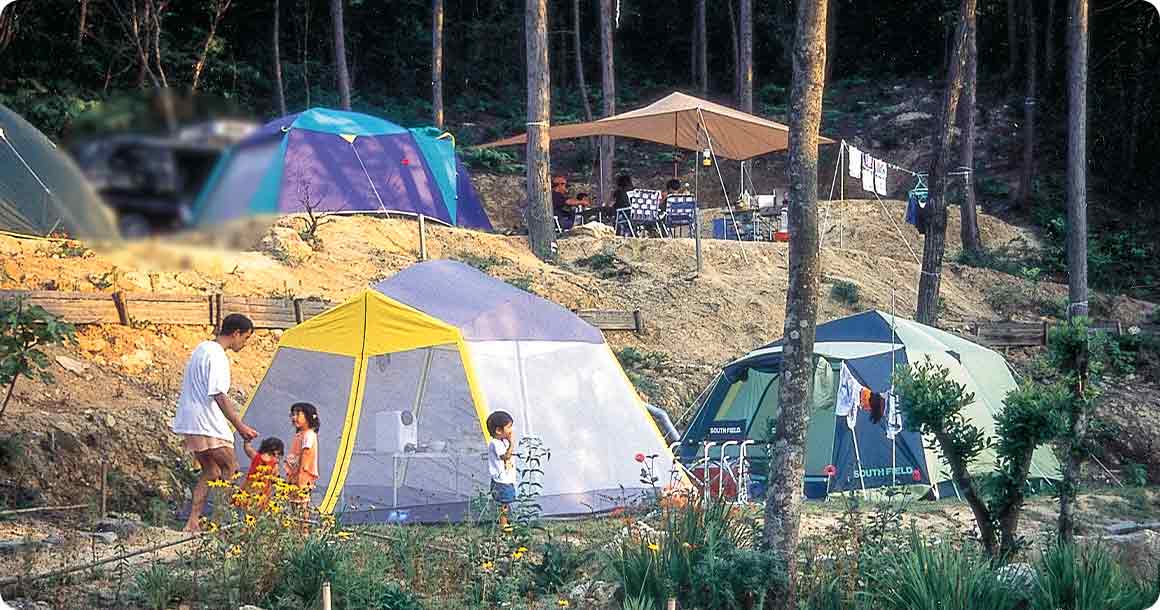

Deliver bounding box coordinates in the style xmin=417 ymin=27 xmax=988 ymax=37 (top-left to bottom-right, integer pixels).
xmin=823 ymin=464 xmax=837 ymax=477
xmin=634 ymin=452 xmax=646 ymax=463
xmin=912 ymin=468 xmax=923 ymax=482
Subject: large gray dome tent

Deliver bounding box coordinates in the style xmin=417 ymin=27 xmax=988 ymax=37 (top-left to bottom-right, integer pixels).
xmin=0 ymin=104 xmax=120 ymax=241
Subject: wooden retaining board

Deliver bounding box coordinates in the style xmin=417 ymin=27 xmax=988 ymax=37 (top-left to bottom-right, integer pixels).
xmin=0 ymin=290 xmax=121 ymax=324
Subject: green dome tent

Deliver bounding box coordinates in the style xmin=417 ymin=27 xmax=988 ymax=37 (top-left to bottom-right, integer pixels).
xmin=680 ymin=310 xmax=1061 ymax=500
xmin=0 ymin=104 xmax=120 ymax=241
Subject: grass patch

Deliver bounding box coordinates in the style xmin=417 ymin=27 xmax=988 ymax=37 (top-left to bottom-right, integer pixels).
xmin=504 ymin=276 xmax=535 ymax=294
xmin=575 ymin=251 xmax=631 ymax=279
xmin=454 ymin=253 xmax=505 ymax=273
xmin=614 ymin=347 xmax=668 ymax=403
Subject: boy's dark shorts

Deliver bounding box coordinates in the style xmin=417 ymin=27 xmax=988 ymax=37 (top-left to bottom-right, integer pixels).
xmin=491 ymin=481 xmax=516 ymax=506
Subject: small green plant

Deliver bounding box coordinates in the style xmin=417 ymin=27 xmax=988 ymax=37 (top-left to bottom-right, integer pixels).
xmin=614 ymin=347 xmax=668 ymax=403
xmin=532 ymin=534 xmax=592 ymax=595
xmin=505 ymin=276 xmax=535 ymax=294
xmin=0 ymin=434 xmax=23 ymax=469
xmin=461 ymin=147 xmax=524 ymax=174
xmin=622 ymin=594 xmax=656 ymax=610
xmin=576 ymin=251 xmax=630 ymax=279
xmin=455 ymin=253 xmax=505 ymax=272
xmin=1 ymin=298 xmax=77 ymax=417
xmin=829 ymin=280 xmax=861 ymax=307
xmin=871 ymin=532 xmax=1020 ymax=610
xmin=1124 ymin=463 xmax=1148 ymax=487
xmin=133 ymin=563 xmax=187 ymax=610
xmin=1032 ymin=543 xmax=1159 ymax=610
xmin=56 ymin=240 xmax=89 ymax=258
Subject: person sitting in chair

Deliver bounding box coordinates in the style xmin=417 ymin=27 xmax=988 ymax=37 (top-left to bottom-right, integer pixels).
xmin=552 ymin=175 xmax=585 ymax=231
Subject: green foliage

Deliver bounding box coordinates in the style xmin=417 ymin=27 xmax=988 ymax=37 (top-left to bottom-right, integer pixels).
xmin=531 ymin=535 xmax=592 ymax=595
xmin=133 ymin=562 xmax=190 ymax=610
xmin=0 ymin=299 xmax=77 ymax=416
xmin=0 ymin=434 xmax=23 ymax=470
xmin=893 ymin=359 xmax=987 ymax=465
xmin=454 ymin=253 xmax=505 ymax=273
xmin=614 ymin=347 xmax=668 ymax=403
xmin=1032 ymin=543 xmax=1159 ymax=610
xmin=460 ymin=148 xmax=524 ymax=174
xmin=576 ymin=251 xmax=631 ymax=279
xmin=829 ymin=280 xmax=861 ymax=307
xmin=504 ymin=276 xmax=535 ymax=294
xmin=871 ymin=533 xmax=1020 ymax=610
xmin=621 ymin=594 xmax=656 ymax=610
xmin=1124 ymin=463 xmax=1149 ymax=487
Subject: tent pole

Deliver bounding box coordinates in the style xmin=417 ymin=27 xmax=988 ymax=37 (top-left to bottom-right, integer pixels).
xmin=694 ymin=132 xmax=702 ymax=273
xmin=399 ymin=347 xmax=436 ymax=486
xmin=851 ymin=429 xmax=867 ymax=495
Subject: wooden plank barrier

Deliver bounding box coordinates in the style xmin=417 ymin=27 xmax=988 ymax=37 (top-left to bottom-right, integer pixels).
xmin=972 ymin=321 xmax=1048 ymax=347
xmin=0 ymin=289 xmax=648 ymax=333
xmin=575 ymin=308 xmax=644 ymax=332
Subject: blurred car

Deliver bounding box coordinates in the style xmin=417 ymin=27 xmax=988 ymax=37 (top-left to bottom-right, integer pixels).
xmin=70 ymin=119 xmax=256 ymax=237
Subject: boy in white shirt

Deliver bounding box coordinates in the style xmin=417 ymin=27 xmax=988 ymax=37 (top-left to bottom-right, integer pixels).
xmin=171 ymin=314 xmax=260 ymax=532
xmin=485 ymin=410 xmax=517 ymax=528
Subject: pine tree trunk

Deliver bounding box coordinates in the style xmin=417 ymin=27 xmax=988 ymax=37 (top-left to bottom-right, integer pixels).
xmin=727 ymin=0 xmax=739 ymax=104
xmin=739 ymin=0 xmax=753 ymax=113
xmin=599 ymin=0 xmax=615 ymax=206
xmin=573 ymin=0 xmax=593 ymax=122
xmin=273 ymin=0 xmax=287 ymax=115
xmin=915 ymin=0 xmax=975 ymax=326
xmin=301 ymin=0 xmax=311 ymax=107
xmin=1017 ymin=0 xmax=1037 ymax=210
xmin=432 ymin=0 xmax=444 ymax=128
xmin=696 ymin=0 xmax=707 ymax=95
xmin=525 ymin=0 xmax=554 ymax=260
xmin=764 ymin=0 xmax=826 ymax=607
xmin=824 ymin=0 xmax=837 ymax=84
xmin=77 ymin=0 xmax=89 ymax=49
xmin=690 ymin=18 xmax=698 ymax=86
xmin=330 ymin=0 xmax=351 ymax=110
xmin=1058 ymin=0 xmax=1089 ymax=545
xmin=959 ymin=10 xmax=982 ymax=256
xmin=192 ymin=0 xmax=232 ymax=92
xmin=1006 ymin=0 xmax=1019 ymax=80
xmin=1045 ymin=0 xmax=1055 ymax=87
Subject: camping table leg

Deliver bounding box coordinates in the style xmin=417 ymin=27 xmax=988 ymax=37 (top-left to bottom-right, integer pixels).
xmin=392 ymin=455 xmax=399 ymax=508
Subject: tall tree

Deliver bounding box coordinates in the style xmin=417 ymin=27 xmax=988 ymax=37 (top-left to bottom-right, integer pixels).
xmin=764 ymin=0 xmax=826 ymax=607
xmin=573 ymin=0 xmax=593 ymax=122
xmin=77 ymin=0 xmax=89 ymax=49
xmin=330 ymin=0 xmax=351 ymax=110
xmin=525 ymin=0 xmax=554 ymax=260
xmin=192 ymin=0 xmax=233 ymax=92
xmin=599 ymin=0 xmax=615 ymax=205
xmin=696 ymin=0 xmax=707 ymax=95
xmin=1006 ymin=0 xmax=1018 ymax=80
xmin=739 ymin=0 xmax=753 ymax=113
xmin=959 ymin=7 xmax=982 ymax=256
xmin=915 ymin=0 xmax=976 ymax=325
xmin=1044 ymin=0 xmax=1055 ymax=84
xmin=432 ymin=0 xmax=444 ymax=128
xmin=273 ymin=0 xmax=286 ymax=115
xmin=1058 ymin=0 xmax=1088 ymax=545
xmin=824 ymin=0 xmax=838 ymax=84
xmin=727 ymin=0 xmax=739 ymax=103
xmin=1016 ymin=0 xmax=1037 ymax=210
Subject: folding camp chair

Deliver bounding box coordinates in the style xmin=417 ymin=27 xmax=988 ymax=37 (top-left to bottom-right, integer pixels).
xmin=664 ymin=195 xmax=697 ymax=237
xmin=616 ymin=189 xmax=667 ymax=237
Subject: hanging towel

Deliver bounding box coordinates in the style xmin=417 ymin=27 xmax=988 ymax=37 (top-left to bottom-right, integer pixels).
xmin=848 ymin=147 xmax=862 ymax=179
xmin=874 ymin=158 xmax=888 ymax=196
xmin=906 ymin=192 xmax=920 ymax=226
xmin=885 ymin=392 xmax=904 ymax=440
xmin=835 ymin=363 xmax=864 ymax=431
xmin=861 ymin=154 xmax=875 ymax=193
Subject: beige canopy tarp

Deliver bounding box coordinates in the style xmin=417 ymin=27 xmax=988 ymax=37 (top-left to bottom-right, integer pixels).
xmin=477 ymin=91 xmax=834 ymax=161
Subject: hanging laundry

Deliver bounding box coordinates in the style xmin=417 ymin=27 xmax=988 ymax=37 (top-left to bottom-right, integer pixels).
xmin=874 ymin=158 xmax=888 ymax=196
xmin=869 ymin=392 xmax=886 ymax=424
xmin=835 ymin=363 xmax=864 ymax=431
xmin=861 ymin=154 xmax=875 ymax=193
xmin=848 ymin=146 xmax=862 ymax=179
xmin=885 ymin=392 xmax=904 ymax=440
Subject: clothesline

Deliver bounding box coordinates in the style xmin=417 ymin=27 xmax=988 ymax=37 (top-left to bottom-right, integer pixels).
xmin=840 ymin=140 xmax=973 ymax=181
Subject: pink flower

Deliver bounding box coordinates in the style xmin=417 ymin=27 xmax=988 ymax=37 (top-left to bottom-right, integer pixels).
xmin=912 ymin=468 xmax=923 ymax=482
xmin=823 ymin=464 xmax=837 ymax=477
xmin=634 ymin=452 xmax=646 ymax=463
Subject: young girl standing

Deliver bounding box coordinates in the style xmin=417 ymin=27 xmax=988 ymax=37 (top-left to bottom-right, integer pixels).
xmin=285 ymin=402 xmax=320 ymax=508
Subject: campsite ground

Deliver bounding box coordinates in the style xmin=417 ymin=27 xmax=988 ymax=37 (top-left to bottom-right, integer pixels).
xmin=1 ymin=74 xmax=1158 ymax=604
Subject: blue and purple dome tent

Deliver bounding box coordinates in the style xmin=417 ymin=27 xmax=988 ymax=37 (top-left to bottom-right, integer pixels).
xmin=191 ymin=108 xmax=491 ymax=230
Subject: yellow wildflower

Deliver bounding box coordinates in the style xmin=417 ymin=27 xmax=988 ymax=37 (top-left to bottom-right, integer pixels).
xmin=205 ymin=521 xmax=220 ymax=534
xmin=517 ymin=546 xmax=528 ymax=553
xmin=481 ymin=561 xmax=494 ymax=571
xmin=336 ymin=531 xmax=353 ymax=540
xmin=229 ymin=472 xmax=244 ymax=481
xmin=281 ymin=518 xmax=294 ymax=529
xmin=512 ymin=550 xmax=524 ymax=560
xmin=250 ymin=481 xmax=268 ymax=491
xmin=321 ymin=514 xmax=337 ymax=528
xmin=267 ymin=502 xmax=283 ymax=515
xmin=557 ymin=600 xmax=570 ymax=608
xmin=227 ymin=545 xmax=242 ymax=557
xmin=648 ymin=542 xmax=660 ymax=553
xmin=244 ymin=514 xmax=257 ymax=527
xmin=207 ymin=479 xmax=230 ymax=489
xmin=502 ymin=525 xmax=514 ymax=533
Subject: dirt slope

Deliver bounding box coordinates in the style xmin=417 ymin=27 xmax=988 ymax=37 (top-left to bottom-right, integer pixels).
xmin=0 ymin=205 xmax=1155 ymax=511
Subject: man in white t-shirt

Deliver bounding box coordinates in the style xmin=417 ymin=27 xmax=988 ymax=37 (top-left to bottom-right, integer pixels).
xmin=172 ymin=314 xmax=259 ymax=532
